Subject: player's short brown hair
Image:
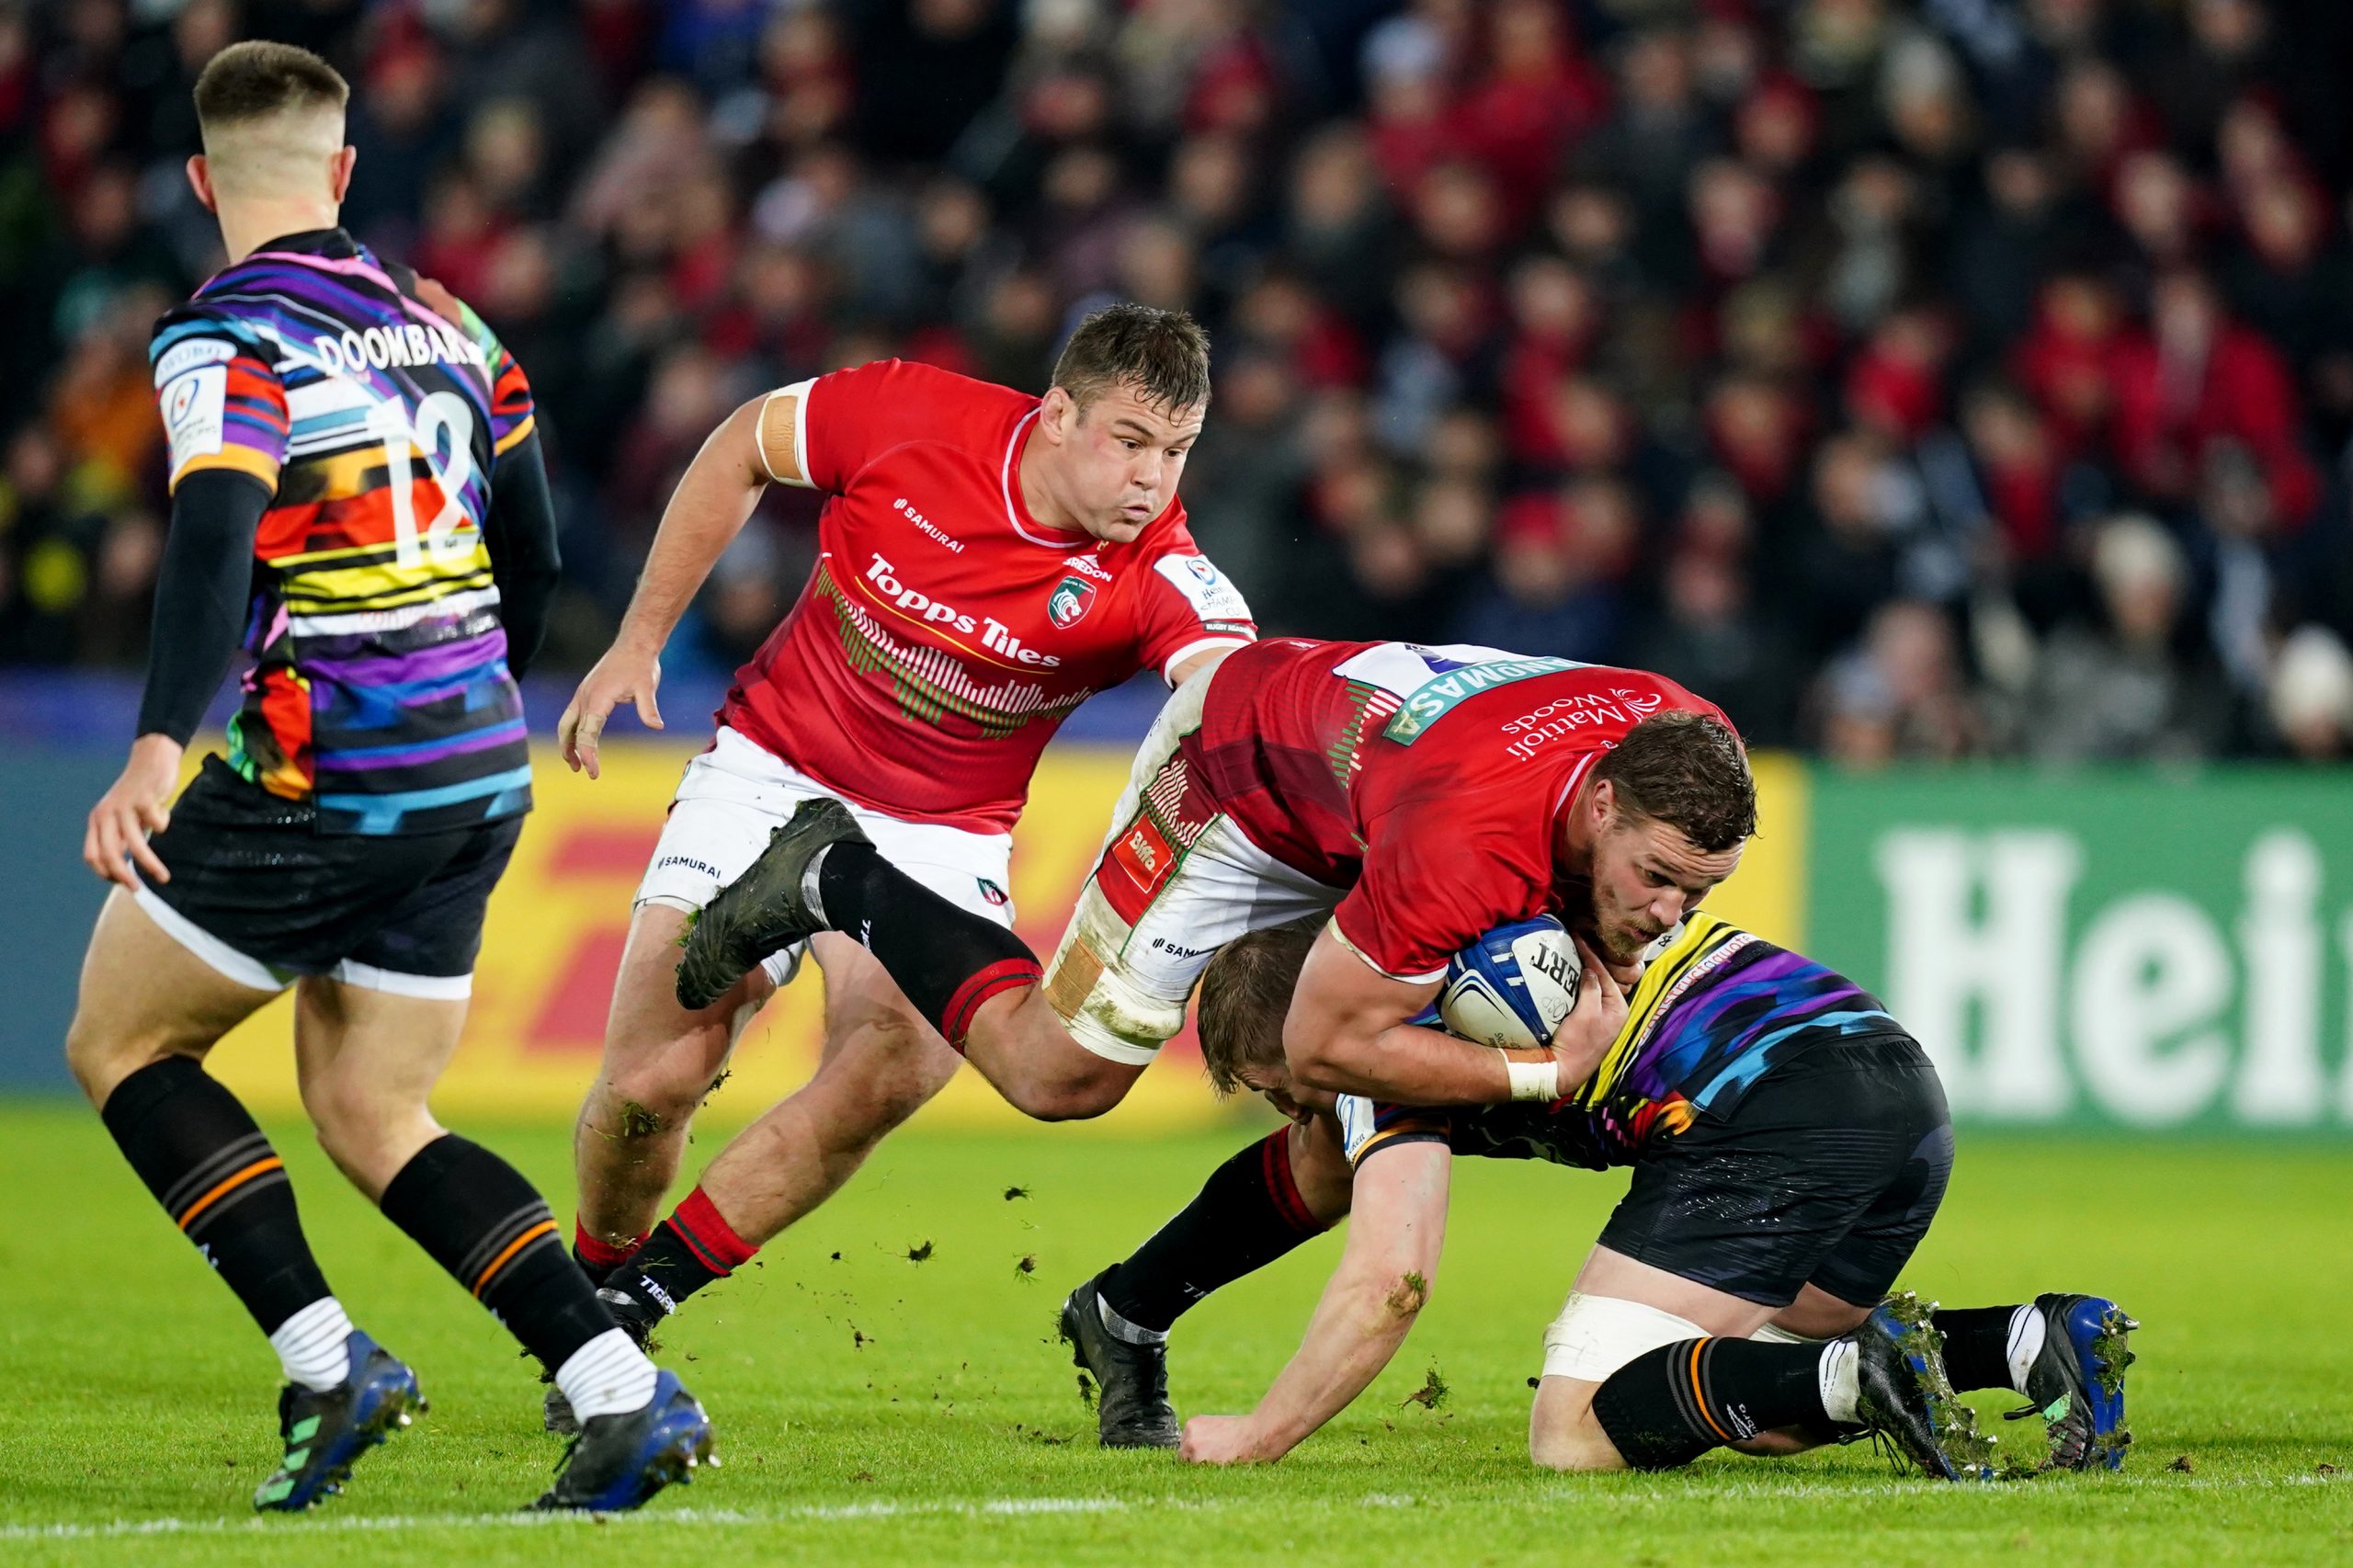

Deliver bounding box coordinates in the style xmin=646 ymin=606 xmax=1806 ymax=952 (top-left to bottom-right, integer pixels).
xmin=1592 ymin=710 xmax=1756 ymax=853
xmin=1197 ymin=917 xmax=1321 ymax=1095
xmin=194 ymin=40 xmax=348 ymax=131
xmin=1051 ymin=302 xmax=1211 ymax=418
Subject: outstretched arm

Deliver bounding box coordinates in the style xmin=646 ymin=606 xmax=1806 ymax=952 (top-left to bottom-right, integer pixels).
xmin=1180 ymin=1138 xmax=1451 ymax=1464
xmin=557 ymin=392 xmax=785 ymax=776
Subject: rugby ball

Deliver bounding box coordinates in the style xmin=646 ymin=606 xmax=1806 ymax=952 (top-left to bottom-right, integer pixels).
xmin=1435 ymin=915 xmax=1583 ymax=1050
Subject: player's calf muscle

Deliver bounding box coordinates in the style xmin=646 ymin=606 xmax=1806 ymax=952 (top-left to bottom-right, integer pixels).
xmin=965 ymin=991 xmax=1139 ymax=1119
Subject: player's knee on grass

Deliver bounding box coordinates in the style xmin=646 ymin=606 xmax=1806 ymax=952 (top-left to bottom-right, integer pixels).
xmin=1529 ymin=1379 xmax=1624 ymax=1471
xmin=1527 ymin=1292 xmax=1713 ymax=1471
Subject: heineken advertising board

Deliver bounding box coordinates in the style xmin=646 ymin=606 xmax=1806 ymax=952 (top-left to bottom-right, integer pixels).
xmin=1805 ymin=769 xmax=2353 ymax=1131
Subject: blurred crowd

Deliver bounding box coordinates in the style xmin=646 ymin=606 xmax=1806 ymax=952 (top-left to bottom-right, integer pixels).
xmin=6 ymin=0 xmax=2353 ymax=764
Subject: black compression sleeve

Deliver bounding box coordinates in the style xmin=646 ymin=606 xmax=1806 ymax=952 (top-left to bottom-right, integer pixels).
xmin=136 ymin=470 xmax=267 ymax=744
xmin=484 ymin=430 xmax=561 ymax=679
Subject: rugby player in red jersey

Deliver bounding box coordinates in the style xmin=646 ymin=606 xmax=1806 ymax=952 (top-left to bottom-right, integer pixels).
xmin=673 ymin=639 xmax=1750 ymax=1437
xmin=548 ymin=307 xmax=1253 ymax=1414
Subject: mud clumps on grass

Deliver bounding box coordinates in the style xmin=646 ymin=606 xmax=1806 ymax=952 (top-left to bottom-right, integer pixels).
xmin=1004 ymin=1187 xmax=1030 ymax=1201
xmin=2166 ymin=1454 xmax=2195 ymax=1472
xmin=1401 ymin=1366 xmax=1449 ymax=1410
xmin=1016 ymin=1254 xmax=1039 ymax=1279
xmin=905 ymin=1240 xmax=934 ymax=1263
xmin=1076 ymin=1371 xmax=1097 ymax=1409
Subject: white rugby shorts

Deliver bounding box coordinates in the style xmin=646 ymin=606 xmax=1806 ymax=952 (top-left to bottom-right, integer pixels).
xmin=636 ymin=727 xmax=1016 ymax=986
xmin=1043 ymin=666 xmax=1343 ymax=1064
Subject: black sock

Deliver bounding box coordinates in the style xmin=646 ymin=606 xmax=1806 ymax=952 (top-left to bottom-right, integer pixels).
xmin=815 ymin=841 xmax=1040 ymax=1047
xmin=1935 ymin=1305 xmax=2025 ymax=1393
xmin=615 ymin=1186 xmax=758 ymax=1314
xmin=99 ymin=1057 xmax=331 ymax=1335
xmin=378 ymin=1135 xmax=613 ymax=1370
xmin=1098 ymin=1131 xmax=1331 ymax=1334
xmin=1591 ymin=1338 xmax=1829 ymax=1470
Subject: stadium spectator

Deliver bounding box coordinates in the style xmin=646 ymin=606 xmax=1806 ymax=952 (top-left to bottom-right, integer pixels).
xmin=3 ymin=0 xmax=2351 ymax=771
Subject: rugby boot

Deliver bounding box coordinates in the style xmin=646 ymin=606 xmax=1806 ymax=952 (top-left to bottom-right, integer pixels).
xmin=1060 ymin=1270 xmax=1181 ymax=1449
xmin=1852 ymin=1291 xmax=1994 ymax=1481
xmin=2004 ymin=1293 xmax=2137 ymax=1471
xmin=534 ymin=1369 xmax=714 ymax=1512
xmin=544 ymin=1285 xmax=665 ymax=1436
xmin=676 ymin=799 xmax=870 ymax=1009
xmin=253 ymin=1330 xmax=423 ymax=1511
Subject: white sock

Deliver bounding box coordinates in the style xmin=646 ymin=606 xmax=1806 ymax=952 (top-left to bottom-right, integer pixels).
xmin=1818 ymin=1338 xmax=1861 ymax=1425
xmin=555 ymin=1327 xmax=660 ymax=1422
xmin=270 ymin=1298 xmax=355 ymax=1392
xmin=2004 ymin=1305 xmax=2046 ymax=1396
xmin=1097 ymin=1293 xmax=1168 ymax=1346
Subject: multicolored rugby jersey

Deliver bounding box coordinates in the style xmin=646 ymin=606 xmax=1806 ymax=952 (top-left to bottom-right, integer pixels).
xmin=1337 ymin=913 xmax=1908 ymax=1171
xmin=151 ymin=228 xmax=537 ymax=835
xmin=724 ymin=358 xmax=1256 ymax=833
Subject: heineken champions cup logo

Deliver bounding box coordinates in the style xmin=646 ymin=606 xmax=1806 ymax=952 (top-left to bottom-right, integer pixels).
xmin=1048 ymin=575 xmax=1096 ymax=629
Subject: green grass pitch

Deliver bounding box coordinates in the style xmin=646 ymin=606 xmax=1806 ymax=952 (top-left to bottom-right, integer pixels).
xmin=1 ymin=1101 xmax=2347 ymax=1565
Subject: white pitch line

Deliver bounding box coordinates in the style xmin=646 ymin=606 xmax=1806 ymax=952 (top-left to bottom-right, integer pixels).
xmin=0 ymin=1472 xmax=2336 ymax=1545
xmin=0 ymin=1496 xmax=1131 ymax=1545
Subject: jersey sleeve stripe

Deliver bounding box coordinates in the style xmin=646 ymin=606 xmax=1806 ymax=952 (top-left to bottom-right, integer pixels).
xmin=1329 ymin=914 xmax=1449 ymax=985
xmin=169 ymin=441 xmax=280 ymax=493
xmin=492 ymin=410 xmax=536 ymax=456
xmin=1158 ymin=635 xmax=1253 ymax=687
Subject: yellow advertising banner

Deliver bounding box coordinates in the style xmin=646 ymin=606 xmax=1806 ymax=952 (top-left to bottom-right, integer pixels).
xmin=202 ymin=742 xmax=1803 ymax=1130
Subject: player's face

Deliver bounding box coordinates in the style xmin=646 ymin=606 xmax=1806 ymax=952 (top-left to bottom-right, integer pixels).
xmin=1585 ymin=808 xmax=1744 ymax=965
xmin=1052 ymin=383 xmax=1204 ymax=544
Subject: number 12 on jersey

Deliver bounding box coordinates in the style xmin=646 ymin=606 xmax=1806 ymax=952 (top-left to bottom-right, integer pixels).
xmin=372 ymin=391 xmax=478 ymax=569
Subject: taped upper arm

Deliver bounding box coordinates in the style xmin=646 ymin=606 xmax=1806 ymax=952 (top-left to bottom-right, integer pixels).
xmin=754 ymin=380 xmax=815 ymax=487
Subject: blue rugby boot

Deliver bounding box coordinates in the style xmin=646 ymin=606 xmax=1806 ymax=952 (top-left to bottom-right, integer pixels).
xmin=1853 ymin=1292 xmax=1994 ymax=1481
xmin=534 ymin=1369 xmax=714 ymax=1511
xmin=253 ymin=1330 xmax=423 ymax=1511
xmin=2006 ymin=1293 xmax=2137 ymax=1471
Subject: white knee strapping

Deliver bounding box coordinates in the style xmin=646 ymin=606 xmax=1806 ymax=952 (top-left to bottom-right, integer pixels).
xmin=1540 ymin=1291 xmax=1707 ymax=1383
xmin=1750 ymin=1322 xmax=1825 ymax=1345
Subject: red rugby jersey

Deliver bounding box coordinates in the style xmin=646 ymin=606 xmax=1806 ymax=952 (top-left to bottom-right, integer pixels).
xmin=722 ymin=358 xmax=1255 ymax=832
xmin=1179 ymin=640 xmax=1729 ymax=982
